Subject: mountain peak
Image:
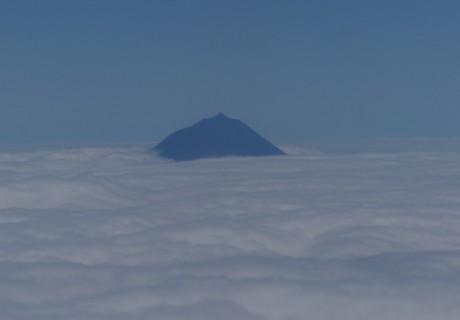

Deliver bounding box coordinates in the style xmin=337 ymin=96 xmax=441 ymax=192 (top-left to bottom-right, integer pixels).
xmin=210 ymin=112 xmax=230 ymax=121
xmin=154 ymin=114 xmax=285 ymax=161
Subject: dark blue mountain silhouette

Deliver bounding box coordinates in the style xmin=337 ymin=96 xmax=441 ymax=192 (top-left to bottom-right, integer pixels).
xmin=154 ymin=113 xmax=285 ymax=161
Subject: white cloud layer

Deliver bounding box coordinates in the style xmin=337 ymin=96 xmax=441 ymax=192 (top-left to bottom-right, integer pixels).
xmin=1 ymin=140 xmax=460 ymax=319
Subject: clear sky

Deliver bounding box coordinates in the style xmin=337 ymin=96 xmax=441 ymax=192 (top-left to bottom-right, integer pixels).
xmin=1 ymin=0 xmax=459 ymax=143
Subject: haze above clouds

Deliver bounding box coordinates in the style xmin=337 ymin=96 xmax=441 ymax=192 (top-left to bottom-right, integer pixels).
xmin=1 ymin=1 xmax=460 ymax=143
xmin=1 ymin=140 xmax=460 ymax=319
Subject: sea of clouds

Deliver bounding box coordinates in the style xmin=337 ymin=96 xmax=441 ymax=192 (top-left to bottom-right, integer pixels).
xmin=1 ymin=139 xmax=460 ymax=319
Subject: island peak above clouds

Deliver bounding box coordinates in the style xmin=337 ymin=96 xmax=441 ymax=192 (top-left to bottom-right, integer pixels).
xmin=154 ymin=113 xmax=285 ymax=161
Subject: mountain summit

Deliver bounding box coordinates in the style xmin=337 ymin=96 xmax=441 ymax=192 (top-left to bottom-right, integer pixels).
xmin=154 ymin=113 xmax=285 ymax=161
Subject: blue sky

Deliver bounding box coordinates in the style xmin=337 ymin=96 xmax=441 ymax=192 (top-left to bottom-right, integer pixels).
xmin=1 ymin=0 xmax=459 ymax=143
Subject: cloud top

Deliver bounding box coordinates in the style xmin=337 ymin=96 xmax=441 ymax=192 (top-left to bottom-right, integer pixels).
xmin=1 ymin=140 xmax=460 ymax=319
